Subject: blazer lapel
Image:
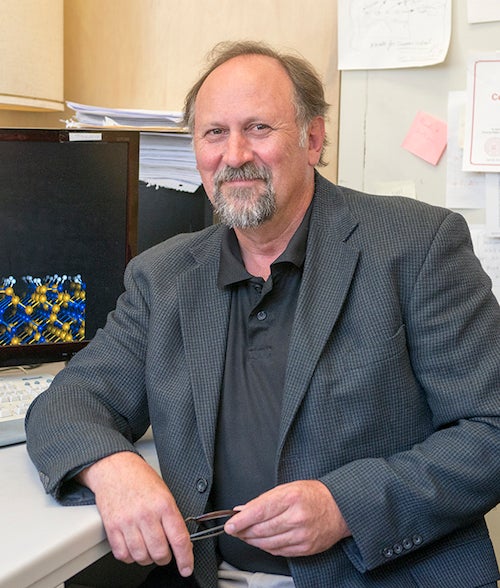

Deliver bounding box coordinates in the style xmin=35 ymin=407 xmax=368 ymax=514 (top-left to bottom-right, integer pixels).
xmin=176 ymin=183 xmax=360 ymax=468
xmin=177 ymin=230 xmax=231 ymax=467
xmin=278 ymin=186 xmax=360 ymax=455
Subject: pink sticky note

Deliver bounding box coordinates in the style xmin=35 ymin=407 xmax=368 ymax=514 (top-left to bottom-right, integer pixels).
xmin=401 ymin=111 xmax=448 ymax=165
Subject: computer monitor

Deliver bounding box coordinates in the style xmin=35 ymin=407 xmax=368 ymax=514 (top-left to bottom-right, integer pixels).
xmin=0 ymin=129 xmax=139 ymax=367
xmin=137 ymin=182 xmax=213 ymax=253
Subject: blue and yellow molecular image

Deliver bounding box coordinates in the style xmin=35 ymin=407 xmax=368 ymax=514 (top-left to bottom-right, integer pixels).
xmin=0 ymin=274 xmax=86 ymax=346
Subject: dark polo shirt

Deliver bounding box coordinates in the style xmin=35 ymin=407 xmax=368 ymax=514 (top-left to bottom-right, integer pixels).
xmin=212 ymin=206 xmax=311 ymax=575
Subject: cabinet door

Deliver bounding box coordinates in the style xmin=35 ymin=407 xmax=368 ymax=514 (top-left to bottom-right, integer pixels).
xmin=0 ymin=0 xmax=63 ymax=111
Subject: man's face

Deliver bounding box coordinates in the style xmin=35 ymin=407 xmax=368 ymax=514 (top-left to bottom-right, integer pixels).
xmin=192 ymin=55 xmax=322 ymax=229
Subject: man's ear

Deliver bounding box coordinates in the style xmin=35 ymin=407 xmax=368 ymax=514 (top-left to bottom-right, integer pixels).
xmin=307 ymin=117 xmax=326 ymax=166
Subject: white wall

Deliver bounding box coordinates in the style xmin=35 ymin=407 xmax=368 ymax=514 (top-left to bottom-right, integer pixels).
xmin=337 ymin=0 xmax=499 ymax=225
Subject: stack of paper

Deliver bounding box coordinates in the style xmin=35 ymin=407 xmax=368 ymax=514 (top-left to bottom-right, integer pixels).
xmin=65 ymin=101 xmax=202 ymax=192
xmin=66 ymin=101 xmax=185 ymax=129
xmin=140 ymin=132 xmax=201 ymax=192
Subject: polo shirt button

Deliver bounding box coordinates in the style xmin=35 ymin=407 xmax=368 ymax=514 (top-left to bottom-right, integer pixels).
xmin=256 ymin=310 xmax=267 ymax=321
xmin=382 ymin=547 xmax=394 ymax=558
xmin=196 ymin=478 xmax=208 ymax=493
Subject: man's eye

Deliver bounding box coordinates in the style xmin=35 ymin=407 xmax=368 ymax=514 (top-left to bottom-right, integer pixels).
xmin=207 ymin=128 xmax=224 ymax=136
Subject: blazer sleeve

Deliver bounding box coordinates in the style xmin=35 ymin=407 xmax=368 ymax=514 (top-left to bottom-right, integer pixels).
xmin=322 ymin=211 xmax=500 ymax=571
xmin=25 ymin=253 xmax=153 ymax=501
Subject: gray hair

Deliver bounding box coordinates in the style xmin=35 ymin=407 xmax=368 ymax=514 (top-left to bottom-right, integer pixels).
xmin=183 ymin=40 xmax=330 ymax=166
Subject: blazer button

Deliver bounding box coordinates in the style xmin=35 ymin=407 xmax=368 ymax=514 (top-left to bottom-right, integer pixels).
xmin=393 ymin=543 xmax=403 ymax=555
xmin=196 ymin=478 xmax=208 ymax=493
xmin=402 ymin=538 xmax=413 ymax=550
xmin=382 ymin=547 xmax=394 ymax=558
xmin=413 ymin=534 xmax=423 ymax=546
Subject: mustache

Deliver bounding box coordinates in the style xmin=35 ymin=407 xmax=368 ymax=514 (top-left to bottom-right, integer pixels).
xmin=214 ymin=163 xmax=272 ymax=186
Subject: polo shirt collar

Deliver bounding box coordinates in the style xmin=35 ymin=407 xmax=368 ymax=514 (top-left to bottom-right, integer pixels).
xmin=217 ymin=203 xmax=312 ymax=289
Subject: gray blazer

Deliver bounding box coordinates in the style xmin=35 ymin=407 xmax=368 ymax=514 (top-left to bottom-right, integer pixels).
xmin=26 ymin=174 xmax=500 ymax=587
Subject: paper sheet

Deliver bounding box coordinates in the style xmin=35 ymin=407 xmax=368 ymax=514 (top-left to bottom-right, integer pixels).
xmin=401 ymin=111 xmax=447 ymax=165
xmin=373 ymin=180 xmax=417 ymax=199
xmin=338 ymin=0 xmax=452 ymax=70
xmin=446 ymin=91 xmax=486 ymax=209
xmin=467 ymin=0 xmax=500 ymax=23
xmin=470 ymin=225 xmax=500 ymax=302
xmin=485 ymin=174 xmax=500 ymax=233
xmin=463 ymin=54 xmax=500 ymax=172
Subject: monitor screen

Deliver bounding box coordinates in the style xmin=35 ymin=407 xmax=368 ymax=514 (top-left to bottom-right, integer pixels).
xmin=137 ymin=182 xmax=212 ymax=253
xmin=0 ymin=129 xmax=139 ymax=367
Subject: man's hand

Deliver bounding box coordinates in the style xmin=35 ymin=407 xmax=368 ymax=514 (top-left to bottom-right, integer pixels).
xmin=77 ymin=451 xmax=194 ymax=577
xmin=224 ymin=480 xmax=351 ymax=557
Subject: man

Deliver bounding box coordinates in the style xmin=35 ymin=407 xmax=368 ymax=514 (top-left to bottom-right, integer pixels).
xmin=26 ymin=41 xmax=500 ymax=587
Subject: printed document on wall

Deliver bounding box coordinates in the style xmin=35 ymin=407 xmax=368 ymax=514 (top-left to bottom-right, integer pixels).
xmin=337 ymin=0 xmax=451 ymax=70
xmin=446 ymin=91 xmax=486 ymax=209
xmin=467 ymin=0 xmax=500 ymax=23
xmin=485 ymin=174 xmax=500 ymax=233
xmin=470 ymin=226 xmax=500 ymax=303
xmin=463 ymin=55 xmax=500 ymax=172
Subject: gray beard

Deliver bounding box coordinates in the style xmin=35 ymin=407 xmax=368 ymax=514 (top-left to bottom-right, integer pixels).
xmin=213 ymin=163 xmax=276 ymax=229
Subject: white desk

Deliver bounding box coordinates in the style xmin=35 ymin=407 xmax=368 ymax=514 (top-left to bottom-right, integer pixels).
xmin=0 ymin=431 xmax=159 ymax=588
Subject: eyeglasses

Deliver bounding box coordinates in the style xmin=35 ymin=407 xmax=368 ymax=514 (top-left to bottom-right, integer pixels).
xmin=185 ymin=509 xmax=237 ymax=541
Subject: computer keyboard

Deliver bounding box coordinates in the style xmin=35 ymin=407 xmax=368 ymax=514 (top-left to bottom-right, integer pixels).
xmin=0 ymin=373 xmax=53 ymax=447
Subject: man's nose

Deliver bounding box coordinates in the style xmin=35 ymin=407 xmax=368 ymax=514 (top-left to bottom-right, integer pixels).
xmin=223 ymin=132 xmax=253 ymax=168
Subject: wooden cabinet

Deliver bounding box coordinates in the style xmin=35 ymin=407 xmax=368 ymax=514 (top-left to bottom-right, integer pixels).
xmin=0 ymin=0 xmax=339 ymax=180
xmin=0 ymin=0 xmax=63 ymax=111
xmin=64 ymin=0 xmax=339 ymax=180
